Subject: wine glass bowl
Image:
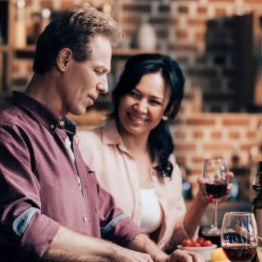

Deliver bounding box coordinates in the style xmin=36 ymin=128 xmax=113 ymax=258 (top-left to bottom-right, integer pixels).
xmin=201 ymin=158 xmax=229 ymax=236
xmin=204 ymin=182 xmax=227 ymax=199
xmin=221 ymin=212 xmax=258 ymax=262
xmin=202 ymin=158 xmax=228 ymax=198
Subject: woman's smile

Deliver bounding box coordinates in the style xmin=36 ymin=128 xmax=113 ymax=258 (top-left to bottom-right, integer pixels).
xmin=127 ymin=111 xmax=148 ymax=125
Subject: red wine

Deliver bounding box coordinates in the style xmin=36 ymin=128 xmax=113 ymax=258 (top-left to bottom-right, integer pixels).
xmin=223 ymin=244 xmax=257 ymax=261
xmin=204 ymin=182 xmax=227 ymax=199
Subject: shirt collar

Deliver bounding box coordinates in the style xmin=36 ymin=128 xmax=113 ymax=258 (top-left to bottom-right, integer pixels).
xmin=102 ymin=120 xmax=132 ymax=155
xmin=101 ymin=120 xmax=123 ymax=145
xmin=12 ymin=91 xmax=76 ymax=135
xmin=102 ymin=119 xmax=160 ymax=166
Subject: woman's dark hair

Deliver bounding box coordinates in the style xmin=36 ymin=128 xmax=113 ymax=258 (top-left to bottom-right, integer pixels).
xmin=111 ymin=54 xmax=185 ymax=177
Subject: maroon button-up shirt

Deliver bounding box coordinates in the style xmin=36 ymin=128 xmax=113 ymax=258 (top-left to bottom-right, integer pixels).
xmin=0 ymin=92 xmax=142 ymax=261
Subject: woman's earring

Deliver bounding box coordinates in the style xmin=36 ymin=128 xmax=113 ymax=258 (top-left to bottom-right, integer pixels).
xmin=162 ymin=115 xmax=168 ymax=121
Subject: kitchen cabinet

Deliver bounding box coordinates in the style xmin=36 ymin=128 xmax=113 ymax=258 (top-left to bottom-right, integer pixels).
xmin=204 ymin=11 xmax=262 ymax=112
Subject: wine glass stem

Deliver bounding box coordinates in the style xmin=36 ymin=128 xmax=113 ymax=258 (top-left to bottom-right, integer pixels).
xmin=212 ymin=199 xmax=218 ymax=229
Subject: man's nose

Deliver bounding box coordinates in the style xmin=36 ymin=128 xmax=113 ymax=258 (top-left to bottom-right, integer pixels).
xmin=97 ymin=77 xmax=108 ymax=94
xmin=97 ymin=83 xmax=108 ymax=94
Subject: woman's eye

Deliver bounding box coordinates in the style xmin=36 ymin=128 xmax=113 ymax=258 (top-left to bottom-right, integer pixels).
xmin=129 ymin=91 xmax=140 ymax=98
xmin=150 ymin=100 xmax=162 ymax=106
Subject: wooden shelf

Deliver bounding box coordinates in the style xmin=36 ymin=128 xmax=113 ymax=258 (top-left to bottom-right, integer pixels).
xmin=112 ymin=48 xmax=163 ymax=57
xmin=11 ymin=45 xmax=35 ymax=52
xmin=3 ymin=46 xmax=162 ymax=56
xmin=68 ymin=109 xmax=107 ymax=126
xmin=0 ymin=45 xmax=10 ymax=52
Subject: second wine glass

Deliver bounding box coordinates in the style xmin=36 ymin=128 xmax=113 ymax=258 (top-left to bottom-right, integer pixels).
xmin=201 ymin=158 xmax=229 ymax=236
xmin=221 ymin=212 xmax=258 ymax=262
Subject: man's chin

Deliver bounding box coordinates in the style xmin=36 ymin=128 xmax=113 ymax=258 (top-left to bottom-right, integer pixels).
xmin=69 ymin=104 xmax=95 ymax=115
xmin=69 ymin=108 xmax=87 ymax=116
xmin=86 ymin=103 xmax=96 ymax=111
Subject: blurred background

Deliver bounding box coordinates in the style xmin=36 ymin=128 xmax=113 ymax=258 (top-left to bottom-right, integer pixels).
xmin=1 ymin=0 xmax=262 ymax=226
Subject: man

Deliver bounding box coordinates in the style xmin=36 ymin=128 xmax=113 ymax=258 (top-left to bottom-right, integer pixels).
xmin=0 ymin=5 xmax=203 ymax=262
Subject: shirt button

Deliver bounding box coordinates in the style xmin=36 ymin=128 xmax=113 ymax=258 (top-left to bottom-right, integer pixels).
xmin=83 ymin=217 xmax=88 ymax=222
xmin=50 ymin=124 xmax=55 ymax=129
xmin=59 ymin=120 xmax=65 ymax=127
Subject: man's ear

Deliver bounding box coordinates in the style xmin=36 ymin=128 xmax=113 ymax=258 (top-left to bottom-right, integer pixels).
xmin=56 ymin=48 xmax=73 ymax=72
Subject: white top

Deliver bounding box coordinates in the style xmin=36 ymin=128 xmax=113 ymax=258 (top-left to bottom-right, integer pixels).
xmin=140 ymin=188 xmax=163 ymax=233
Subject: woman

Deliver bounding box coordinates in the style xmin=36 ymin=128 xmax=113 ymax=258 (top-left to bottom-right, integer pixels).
xmin=78 ymin=54 xmax=214 ymax=251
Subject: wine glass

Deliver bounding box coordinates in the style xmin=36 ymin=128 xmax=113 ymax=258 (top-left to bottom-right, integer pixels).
xmin=201 ymin=158 xmax=229 ymax=236
xmin=221 ymin=212 xmax=258 ymax=262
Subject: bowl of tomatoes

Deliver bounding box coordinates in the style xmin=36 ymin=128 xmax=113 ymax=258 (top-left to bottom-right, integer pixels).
xmin=178 ymin=237 xmax=217 ymax=262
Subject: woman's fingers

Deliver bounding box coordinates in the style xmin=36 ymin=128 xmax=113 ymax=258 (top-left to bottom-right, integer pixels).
xmin=186 ymin=251 xmax=205 ymax=262
xmin=196 ymin=179 xmax=212 ymax=205
xmin=226 ymin=171 xmax=234 ymax=180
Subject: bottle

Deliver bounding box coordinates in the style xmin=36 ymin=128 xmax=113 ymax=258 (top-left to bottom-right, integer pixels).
xmin=252 ymin=161 xmax=262 ymax=238
xmin=251 ymin=162 xmax=262 ymax=262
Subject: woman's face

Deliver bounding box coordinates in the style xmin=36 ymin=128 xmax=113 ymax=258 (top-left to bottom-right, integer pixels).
xmin=118 ymin=72 xmax=170 ymax=138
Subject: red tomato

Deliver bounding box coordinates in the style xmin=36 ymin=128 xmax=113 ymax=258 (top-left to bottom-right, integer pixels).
xmin=182 ymin=239 xmax=192 ymax=247
xmin=202 ymin=240 xmax=213 ymax=247
xmin=191 ymin=241 xmax=201 ymax=247
xmin=196 ymin=237 xmax=205 ymax=245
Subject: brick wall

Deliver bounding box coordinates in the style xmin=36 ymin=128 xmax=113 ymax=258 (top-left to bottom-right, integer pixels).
xmin=173 ymin=112 xmax=262 ymax=173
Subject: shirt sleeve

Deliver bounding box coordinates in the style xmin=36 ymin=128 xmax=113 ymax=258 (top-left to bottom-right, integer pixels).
xmin=0 ymin=125 xmax=59 ymax=258
xmin=94 ymin=176 xmax=143 ymax=246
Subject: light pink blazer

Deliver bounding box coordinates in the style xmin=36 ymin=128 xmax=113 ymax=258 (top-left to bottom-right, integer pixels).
xmin=77 ymin=121 xmax=189 ymax=250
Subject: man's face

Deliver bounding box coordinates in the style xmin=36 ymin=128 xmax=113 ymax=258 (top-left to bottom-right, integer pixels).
xmin=61 ymin=35 xmax=112 ymax=115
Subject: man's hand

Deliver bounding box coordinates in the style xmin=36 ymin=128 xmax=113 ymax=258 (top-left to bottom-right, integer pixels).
xmin=127 ymin=234 xmax=205 ymax=262
xmin=168 ymin=249 xmax=205 ymax=262
xmin=111 ymin=246 xmax=154 ymax=262
xmin=112 ymin=247 xmax=205 ymax=262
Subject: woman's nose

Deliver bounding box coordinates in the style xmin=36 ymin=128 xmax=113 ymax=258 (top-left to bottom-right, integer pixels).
xmin=134 ymin=100 xmax=148 ymax=114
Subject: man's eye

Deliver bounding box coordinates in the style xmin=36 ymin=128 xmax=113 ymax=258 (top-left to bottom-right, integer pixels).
xmin=95 ymin=70 xmax=103 ymax=76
